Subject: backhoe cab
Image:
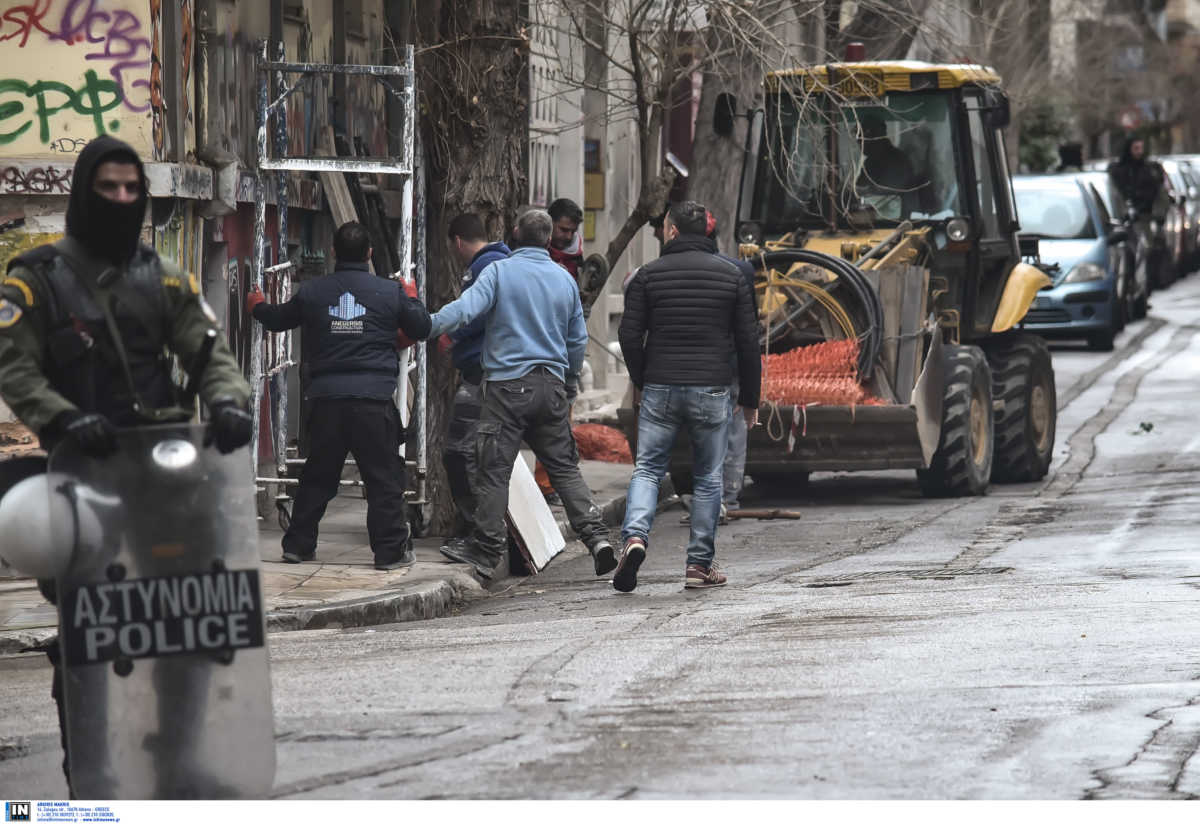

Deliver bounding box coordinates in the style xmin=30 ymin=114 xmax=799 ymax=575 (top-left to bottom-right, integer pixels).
xmin=665 ymin=61 xmax=1056 ymax=498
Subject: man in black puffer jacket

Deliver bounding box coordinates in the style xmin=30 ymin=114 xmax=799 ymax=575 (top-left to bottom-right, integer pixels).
xmin=614 ymin=200 xmax=760 ymax=593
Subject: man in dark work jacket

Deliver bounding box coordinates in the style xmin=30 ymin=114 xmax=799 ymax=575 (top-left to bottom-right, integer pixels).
xmin=248 ymin=221 xmax=431 ymax=569
xmin=614 ymin=200 xmax=760 ymax=593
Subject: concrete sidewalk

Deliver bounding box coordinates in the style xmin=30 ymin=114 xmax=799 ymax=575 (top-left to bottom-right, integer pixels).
xmin=0 ymin=458 xmax=658 ymax=655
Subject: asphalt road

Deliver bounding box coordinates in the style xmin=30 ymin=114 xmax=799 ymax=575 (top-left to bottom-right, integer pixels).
xmin=4 ymin=281 xmax=1200 ymax=799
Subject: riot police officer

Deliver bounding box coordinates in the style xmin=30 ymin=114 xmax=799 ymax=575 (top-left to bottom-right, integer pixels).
xmin=0 ymin=135 xmax=253 ymax=793
xmin=247 ymin=221 xmax=431 ymax=569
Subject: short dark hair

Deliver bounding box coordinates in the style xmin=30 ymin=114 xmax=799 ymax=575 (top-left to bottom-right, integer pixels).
xmin=512 ymin=209 xmax=554 ymax=248
xmin=548 ymin=198 xmax=583 ymax=225
xmin=447 ymin=213 xmax=486 ymax=243
xmin=334 ymin=221 xmax=371 ymax=262
xmin=667 ymin=200 xmax=707 ymax=236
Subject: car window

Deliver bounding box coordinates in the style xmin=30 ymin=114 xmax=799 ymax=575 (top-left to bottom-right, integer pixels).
xmin=966 ymin=106 xmax=1000 ymax=237
xmin=1013 ymin=183 xmax=1096 ymax=239
xmin=1088 ymin=183 xmax=1112 ymax=225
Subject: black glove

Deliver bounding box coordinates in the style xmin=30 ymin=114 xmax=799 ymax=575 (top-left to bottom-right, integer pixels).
xmin=204 ymin=401 xmax=253 ymax=454
xmin=57 ymin=411 xmax=118 ymax=458
xmin=565 ymin=377 xmax=579 ymax=405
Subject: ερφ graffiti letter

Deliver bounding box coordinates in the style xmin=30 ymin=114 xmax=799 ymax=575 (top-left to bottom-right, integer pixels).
xmin=0 ymin=68 xmax=122 ymax=144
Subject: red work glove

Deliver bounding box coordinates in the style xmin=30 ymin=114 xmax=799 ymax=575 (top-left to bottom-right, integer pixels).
xmin=246 ymin=285 xmax=265 ymax=316
xmin=393 ymin=278 xmax=423 ymax=348
xmin=437 ymin=334 xmax=453 ymax=357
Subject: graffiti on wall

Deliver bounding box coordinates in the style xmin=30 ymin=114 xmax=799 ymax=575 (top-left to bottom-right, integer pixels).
xmin=0 ymin=0 xmax=153 ymax=155
xmin=0 ymin=164 xmax=71 ymax=193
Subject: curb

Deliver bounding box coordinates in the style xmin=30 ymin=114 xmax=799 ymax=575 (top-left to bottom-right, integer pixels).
xmin=0 ymin=627 xmax=56 ymax=656
xmin=1 ymin=574 xmax=484 ymax=655
xmin=266 ymin=574 xmax=483 ymax=633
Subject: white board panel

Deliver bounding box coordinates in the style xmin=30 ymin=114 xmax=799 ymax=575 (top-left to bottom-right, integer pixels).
xmin=507 ymin=455 xmax=566 ymax=572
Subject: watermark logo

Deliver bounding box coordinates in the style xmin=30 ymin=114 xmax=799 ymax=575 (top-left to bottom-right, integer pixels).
xmin=4 ymin=801 xmax=31 ymax=822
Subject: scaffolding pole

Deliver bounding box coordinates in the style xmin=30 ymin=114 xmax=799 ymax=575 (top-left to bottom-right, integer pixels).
xmin=251 ymin=42 xmax=423 ymax=515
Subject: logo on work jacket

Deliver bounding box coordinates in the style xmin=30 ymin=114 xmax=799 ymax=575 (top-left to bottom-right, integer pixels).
xmin=329 ymin=291 xmax=366 ymax=333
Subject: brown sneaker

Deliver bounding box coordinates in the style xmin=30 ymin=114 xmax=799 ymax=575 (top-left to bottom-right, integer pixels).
xmin=685 ymin=562 xmax=726 ymax=589
xmin=612 ymin=537 xmax=646 ymax=593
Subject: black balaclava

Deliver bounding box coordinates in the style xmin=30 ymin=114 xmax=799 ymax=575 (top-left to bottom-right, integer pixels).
xmin=1119 ymin=137 xmax=1145 ymax=166
xmin=65 ymin=135 xmax=148 ymax=266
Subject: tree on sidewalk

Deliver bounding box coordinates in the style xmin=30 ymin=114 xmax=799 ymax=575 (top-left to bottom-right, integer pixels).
xmin=410 ymin=0 xmax=530 ymax=533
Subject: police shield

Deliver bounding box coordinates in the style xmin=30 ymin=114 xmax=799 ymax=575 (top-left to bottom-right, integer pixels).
xmin=50 ymin=424 xmax=274 ymax=799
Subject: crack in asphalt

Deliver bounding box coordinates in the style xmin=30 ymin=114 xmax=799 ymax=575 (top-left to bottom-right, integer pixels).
xmin=1045 ymin=322 xmax=1199 ymax=499
xmin=1085 ymin=693 xmax=1200 ymax=800
xmin=1055 ymin=317 xmax=1166 ymax=412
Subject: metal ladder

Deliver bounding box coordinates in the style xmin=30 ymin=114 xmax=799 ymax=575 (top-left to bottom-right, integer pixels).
xmin=249 ymin=40 xmax=427 ymax=530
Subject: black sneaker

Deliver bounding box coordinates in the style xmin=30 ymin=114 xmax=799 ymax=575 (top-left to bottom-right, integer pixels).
xmin=612 ymin=537 xmax=646 ymax=593
xmin=375 ymin=544 xmax=415 ymax=571
xmin=439 ymin=541 xmax=499 ymax=580
xmin=281 ymin=549 xmax=315 ymax=564
xmin=588 ymin=537 xmax=617 ymax=576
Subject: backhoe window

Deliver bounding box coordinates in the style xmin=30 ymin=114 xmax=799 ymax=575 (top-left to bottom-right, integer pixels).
xmin=752 ymin=90 xmax=963 ymax=230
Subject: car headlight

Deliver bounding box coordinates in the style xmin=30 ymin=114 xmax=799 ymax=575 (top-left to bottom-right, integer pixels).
xmin=1063 ymin=262 xmax=1106 ymax=283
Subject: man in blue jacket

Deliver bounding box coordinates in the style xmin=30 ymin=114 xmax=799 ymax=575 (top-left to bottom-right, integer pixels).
xmin=442 ymin=213 xmax=510 ymax=546
xmin=426 ymin=209 xmax=615 ymax=580
xmin=248 ymin=221 xmax=431 ymax=569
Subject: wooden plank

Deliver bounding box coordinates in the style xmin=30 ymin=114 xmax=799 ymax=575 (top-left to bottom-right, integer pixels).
xmin=505 ymin=456 xmax=566 ymax=573
xmin=894 ymin=264 xmax=929 ymax=405
xmin=317 ymin=127 xmax=370 ymax=270
xmin=726 ymin=508 xmax=803 ymax=520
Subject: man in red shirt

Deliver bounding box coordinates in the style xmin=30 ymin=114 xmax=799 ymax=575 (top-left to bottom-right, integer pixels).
xmin=547 ymin=198 xmax=584 ymax=279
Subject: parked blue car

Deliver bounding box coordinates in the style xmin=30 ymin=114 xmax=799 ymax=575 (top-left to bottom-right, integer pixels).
xmin=1013 ymin=174 xmax=1128 ymax=351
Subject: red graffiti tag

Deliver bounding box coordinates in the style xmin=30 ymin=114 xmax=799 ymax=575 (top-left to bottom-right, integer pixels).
xmin=0 ymin=0 xmax=54 ymax=47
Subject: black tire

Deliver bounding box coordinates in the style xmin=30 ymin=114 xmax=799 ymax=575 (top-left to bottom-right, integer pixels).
xmin=917 ymin=344 xmax=993 ymax=497
xmin=985 ymin=333 xmax=1056 ymax=483
xmin=1133 ymin=291 xmax=1148 ymax=320
xmin=1086 ymin=329 xmax=1115 ymax=351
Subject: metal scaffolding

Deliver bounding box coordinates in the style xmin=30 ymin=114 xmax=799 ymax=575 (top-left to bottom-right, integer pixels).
xmin=250 ymin=40 xmax=427 ymax=527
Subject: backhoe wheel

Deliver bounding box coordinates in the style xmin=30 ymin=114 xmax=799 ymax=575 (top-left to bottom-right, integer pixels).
xmin=986 ymin=333 xmax=1056 ymax=483
xmin=917 ymin=344 xmax=993 ymax=498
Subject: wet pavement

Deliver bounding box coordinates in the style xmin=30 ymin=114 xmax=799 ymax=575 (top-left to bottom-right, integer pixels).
xmin=4 ymin=281 xmax=1200 ymax=799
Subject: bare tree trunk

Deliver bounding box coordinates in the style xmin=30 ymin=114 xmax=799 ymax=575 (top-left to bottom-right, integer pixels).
xmin=688 ymin=12 xmax=763 ymax=254
xmin=415 ymin=0 xmax=529 ymax=533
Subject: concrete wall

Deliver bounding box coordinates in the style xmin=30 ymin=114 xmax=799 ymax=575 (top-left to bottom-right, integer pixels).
xmin=0 ymin=0 xmax=156 ymax=158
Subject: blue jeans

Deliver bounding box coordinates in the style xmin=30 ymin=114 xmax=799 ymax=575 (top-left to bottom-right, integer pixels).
xmin=723 ymin=382 xmax=747 ymax=509
xmin=622 ymin=383 xmax=731 ymax=567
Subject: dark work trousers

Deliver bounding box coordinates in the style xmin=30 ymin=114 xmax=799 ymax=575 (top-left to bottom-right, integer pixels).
xmin=442 ymin=377 xmax=482 ymax=537
xmin=471 ymin=367 xmax=608 ymax=560
xmin=282 ymin=398 xmax=411 ymax=562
